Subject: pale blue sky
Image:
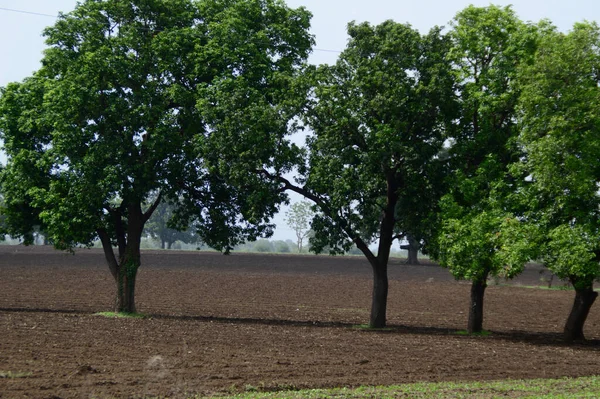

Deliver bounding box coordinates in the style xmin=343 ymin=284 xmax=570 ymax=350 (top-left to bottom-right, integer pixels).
xmin=0 ymin=0 xmax=598 ymax=241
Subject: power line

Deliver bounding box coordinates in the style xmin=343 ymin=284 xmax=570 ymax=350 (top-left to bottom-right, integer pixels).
xmin=314 ymin=48 xmax=342 ymax=54
xmin=0 ymin=7 xmax=58 ymax=18
xmin=0 ymin=6 xmax=342 ymax=54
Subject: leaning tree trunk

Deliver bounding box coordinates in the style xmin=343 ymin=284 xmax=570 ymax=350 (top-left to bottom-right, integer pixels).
xmin=563 ymin=284 xmax=598 ymax=342
xmin=468 ymin=271 xmax=489 ymax=334
xmin=405 ymin=233 xmax=420 ymax=265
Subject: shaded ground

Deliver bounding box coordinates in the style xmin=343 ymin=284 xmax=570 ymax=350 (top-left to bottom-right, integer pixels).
xmin=0 ymin=246 xmax=598 ymax=398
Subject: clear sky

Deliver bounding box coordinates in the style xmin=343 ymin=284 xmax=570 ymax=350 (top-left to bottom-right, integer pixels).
xmin=0 ymin=0 xmax=598 ymax=241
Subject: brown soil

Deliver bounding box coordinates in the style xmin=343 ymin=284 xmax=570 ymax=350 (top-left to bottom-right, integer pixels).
xmin=0 ymin=246 xmax=598 ymax=398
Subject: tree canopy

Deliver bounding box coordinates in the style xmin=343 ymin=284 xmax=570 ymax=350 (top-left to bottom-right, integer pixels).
xmin=235 ymin=20 xmax=457 ymax=328
xmin=431 ymin=5 xmax=538 ymax=333
xmin=0 ymin=0 xmax=313 ymax=313
xmin=514 ymin=21 xmax=600 ymax=341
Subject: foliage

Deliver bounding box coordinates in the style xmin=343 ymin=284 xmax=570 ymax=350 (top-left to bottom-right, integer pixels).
xmin=515 ymin=21 xmax=600 ymax=290
xmin=284 ymin=201 xmax=313 ymax=253
xmin=0 ymin=0 xmax=313 ymax=311
xmin=285 ymin=20 xmax=455 ymax=327
xmin=432 ymin=5 xmax=539 ymax=283
xmin=436 ymin=204 xmax=537 ymax=282
xmin=302 ymin=20 xmax=456 ymax=257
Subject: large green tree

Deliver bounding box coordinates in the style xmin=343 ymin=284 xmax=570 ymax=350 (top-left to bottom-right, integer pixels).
xmin=516 ymin=21 xmax=600 ymax=341
xmin=0 ymin=0 xmax=313 ymax=313
xmin=432 ymin=5 xmax=538 ymax=333
xmin=250 ymin=21 xmax=456 ymax=328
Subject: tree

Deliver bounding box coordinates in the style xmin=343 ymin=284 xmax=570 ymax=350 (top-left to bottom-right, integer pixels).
xmin=285 ymin=201 xmax=313 ymax=253
xmin=0 ymin=0 xmax=313 ymax=313
xmin=399 ymin=234 xmax=420 ymax=265
xmin=431 ymin=5 xmax=538 ymax=333
xmin=144 ymin=200 xmax=199 ymax=249
xmin=250 ymin=21 xmax=456 ymax=328
xmin=515 ymin=21 xmax=600 ymax=341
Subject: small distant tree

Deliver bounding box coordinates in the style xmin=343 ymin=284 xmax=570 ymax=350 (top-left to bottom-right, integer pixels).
xmin=285 ymin=201 xmax=313 ymax=253
xmin=144 ymin=201 xmax=199 ymax=250
xmin=399 ymin=233 xmax=420 ymax=265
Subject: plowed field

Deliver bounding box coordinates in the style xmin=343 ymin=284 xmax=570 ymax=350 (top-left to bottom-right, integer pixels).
xmin=0 ymin=246 xmax=599 ymax=398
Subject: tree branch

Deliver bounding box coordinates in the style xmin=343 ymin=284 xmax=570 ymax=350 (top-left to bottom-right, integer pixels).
xmin=256 ymin=169 xmax=377 ymax=264
xmin=143 ymin=192 xmax=162 ymax=224
xmin=97 ymin=228 xmax=119 ymax=280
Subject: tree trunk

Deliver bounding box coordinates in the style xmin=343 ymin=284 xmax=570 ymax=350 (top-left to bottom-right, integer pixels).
xmin=369 ymin=262 xmax=388 ymax=328
xmin=116 ymin=253 xmax=139 ymax=314
xmin=468 ymin=272 xmax=489 ymax=334
xmin=405 ymin=234 xmax=420 ymax=265
xmin=161 ymin=239 xmax=166 ymax=249
xmin=563 ymin=285 xmax=598 ymax=342
xmin=167 ymin=241 xmax=173 ymax=250
xmin=115 ymin=204 xmax=145 ymax=314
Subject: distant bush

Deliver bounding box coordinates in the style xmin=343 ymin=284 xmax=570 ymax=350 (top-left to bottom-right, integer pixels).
xmin=253 ymin=239 xmax=273 ymax=253
xmin=273 ymin=240 xmax=291 ymax=253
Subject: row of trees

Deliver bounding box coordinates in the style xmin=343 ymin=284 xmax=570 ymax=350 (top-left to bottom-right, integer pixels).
xmin=0 ymin=0 xmax=598 ymax=342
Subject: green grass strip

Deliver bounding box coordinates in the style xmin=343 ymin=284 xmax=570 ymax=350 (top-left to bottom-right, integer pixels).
xmin=0 ymin=371 xmax=33 ymax=378
xmin=94 ymin=311 xmax=147 ymax=319
xmin=196 ymin=376 xmax=600 ymax=399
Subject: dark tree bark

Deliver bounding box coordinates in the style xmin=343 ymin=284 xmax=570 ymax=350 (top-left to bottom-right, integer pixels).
xmin=114 ymin=204 xmax=144 ymax=313
xmin=468 ymin=270 xmax=489 ymax=334
xmin=360 ymin=171 xmax=398 ymax=328
xmin=97 ymin=199 xmax=158 ymax=314
xmin=370 ymin=261 xmax=388 ymax=328
xmin=116 ymin=246 xmax=140 ymax=313
xmin=564 ymin=283 xmax=598 ymax=342
xmin=167 ymin=240 xmax=173 ymax=250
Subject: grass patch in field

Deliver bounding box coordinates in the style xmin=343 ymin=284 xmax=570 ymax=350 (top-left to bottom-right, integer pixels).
xmin=199 ymin=376 xmax=600 ymax=398
xmin=94 ymin=311 xmax=147 ymax=319
xmin=0 ymin=371 xmax=32 ymax=378
xmin=455 ymin=329 xmax=492 ymax=337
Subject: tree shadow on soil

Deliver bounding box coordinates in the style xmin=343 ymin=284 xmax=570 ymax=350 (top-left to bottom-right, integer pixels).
xmin=2 ymin=306 xmax=599 ymax=349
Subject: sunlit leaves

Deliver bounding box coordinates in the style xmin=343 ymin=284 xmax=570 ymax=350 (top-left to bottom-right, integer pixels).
xmin=517 ymin=21 xmax=600 ymax=288
xmin=303 ymin=20 xmax=455 ymax=254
